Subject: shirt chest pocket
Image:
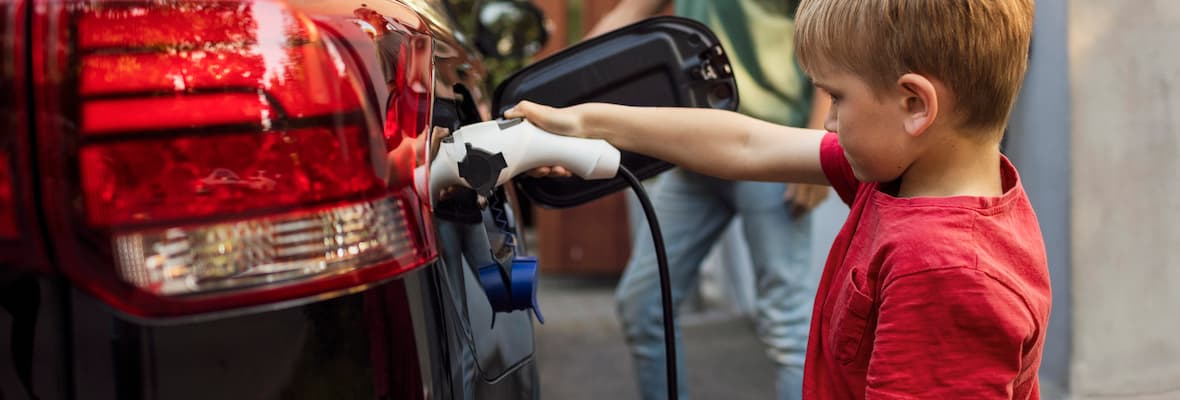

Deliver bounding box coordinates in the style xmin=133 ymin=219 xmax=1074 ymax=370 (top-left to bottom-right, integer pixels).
xmin=829 ymin=268 xmax=875 ymax=364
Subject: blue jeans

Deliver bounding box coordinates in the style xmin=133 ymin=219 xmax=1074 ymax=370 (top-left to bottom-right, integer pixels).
xmin=617 ymin=169 xmax=819 ymax=400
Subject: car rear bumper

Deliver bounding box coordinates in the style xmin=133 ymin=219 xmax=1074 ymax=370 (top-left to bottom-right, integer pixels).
xmin=1 ymin=262 xmax=530 ymax=400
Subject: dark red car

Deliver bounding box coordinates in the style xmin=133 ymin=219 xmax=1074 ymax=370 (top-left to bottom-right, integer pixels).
xmin=0 ymin=0 xmax=736 ymax=398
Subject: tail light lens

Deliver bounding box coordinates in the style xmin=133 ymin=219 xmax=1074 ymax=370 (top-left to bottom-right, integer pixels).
xmin=30 ymin=0 xmax=436 ymax=317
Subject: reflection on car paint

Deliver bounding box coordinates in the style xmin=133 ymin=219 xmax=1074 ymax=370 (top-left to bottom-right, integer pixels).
xmin=196 ymin=168 xmax=278 ymax=193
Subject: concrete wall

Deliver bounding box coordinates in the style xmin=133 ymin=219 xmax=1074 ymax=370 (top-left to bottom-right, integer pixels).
xmin=1068 ymin=0 xmax=1180 ymax=398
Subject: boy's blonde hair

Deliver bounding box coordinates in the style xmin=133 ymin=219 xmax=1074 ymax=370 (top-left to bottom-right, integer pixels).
xmin=795 ymin=0 xmax=1034 ymax=133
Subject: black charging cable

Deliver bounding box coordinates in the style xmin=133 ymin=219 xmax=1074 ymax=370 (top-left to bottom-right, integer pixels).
xmin=618 ymin=166 xmax=677 ymax=400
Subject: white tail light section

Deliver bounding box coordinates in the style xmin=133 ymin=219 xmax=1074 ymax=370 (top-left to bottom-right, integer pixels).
xmin=114 ymin=197 xmax=419 ymax=296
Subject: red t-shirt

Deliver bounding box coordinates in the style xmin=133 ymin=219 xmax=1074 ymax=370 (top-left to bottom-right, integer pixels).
xmin=803 ymin=133 xmax=1052 ymax=399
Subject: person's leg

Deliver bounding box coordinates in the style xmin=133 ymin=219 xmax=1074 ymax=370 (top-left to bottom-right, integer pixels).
xmin=616 ymin=169 xmax=734 ymax=400
xmin=734 ymin=181 xmax=820 ymax=400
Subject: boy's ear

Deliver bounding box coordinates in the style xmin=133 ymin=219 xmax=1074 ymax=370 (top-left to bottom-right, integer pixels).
xmin=896 ymin=73 xmax=939 ymax=137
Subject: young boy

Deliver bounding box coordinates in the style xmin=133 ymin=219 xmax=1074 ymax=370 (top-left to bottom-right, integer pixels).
xmin=508 ymin=0 xmax=1050 ymax=398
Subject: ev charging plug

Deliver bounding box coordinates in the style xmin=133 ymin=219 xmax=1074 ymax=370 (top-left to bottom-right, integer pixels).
xmin=425 ymin=118 xmax=621 ymax=324
xmin=429 ymin=118 xmax=621 ymax=198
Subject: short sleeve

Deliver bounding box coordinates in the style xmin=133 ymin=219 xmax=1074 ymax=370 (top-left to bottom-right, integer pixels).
xmin=865 ymin=267 xmax=1036 ymax=399
xmin=820 ymin=133 xmax=859 ymax=205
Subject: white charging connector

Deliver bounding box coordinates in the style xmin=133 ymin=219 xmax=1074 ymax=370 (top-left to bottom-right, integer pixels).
xmin=427 ymin=118 xmax=621 ymax=198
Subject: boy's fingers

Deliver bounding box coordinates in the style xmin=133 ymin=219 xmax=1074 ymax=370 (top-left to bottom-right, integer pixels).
xmin=505 ymin=101 xmax=543 ymax=119
xmin=526 ymin=166 xmax=553 ymax=177
xmin=503 ymin=102 xmax=526 ymax=118
xmin=525 ymin=166 xmax=573 ymax=178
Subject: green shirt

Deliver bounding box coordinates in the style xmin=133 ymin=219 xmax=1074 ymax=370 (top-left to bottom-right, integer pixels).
xmin=676 ymin=0 xmax=813 ymax=127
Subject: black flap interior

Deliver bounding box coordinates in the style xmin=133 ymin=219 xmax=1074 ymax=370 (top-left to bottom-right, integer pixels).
xmin=492 ymin=16 xmax=739 ymax=208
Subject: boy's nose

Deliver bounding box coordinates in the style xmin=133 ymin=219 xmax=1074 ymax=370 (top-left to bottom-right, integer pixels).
xmin=823 ymin=107 xmax=838 ymax=132
xmin=824 ymin=118 xmax=838 ymax=133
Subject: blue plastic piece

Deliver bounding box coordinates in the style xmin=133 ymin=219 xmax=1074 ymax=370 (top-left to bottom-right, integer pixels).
xmin=477 ymin=263 xmax=512 ymax=310
xmin=476 ymin=256 xmax=544 ymax=326
xmin=509 ymin=257 xmax=544 ymax=323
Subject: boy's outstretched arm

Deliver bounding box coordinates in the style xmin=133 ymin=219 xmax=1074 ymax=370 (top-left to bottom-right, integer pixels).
xmin=505 ymin=101 xmax=830 ymax=185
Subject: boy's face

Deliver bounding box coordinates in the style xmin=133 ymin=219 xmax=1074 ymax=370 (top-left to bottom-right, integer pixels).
xmin=813 ymin=70 xmax=916 ymax=183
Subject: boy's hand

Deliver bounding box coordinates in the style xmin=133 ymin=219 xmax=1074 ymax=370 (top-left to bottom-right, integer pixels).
xmin=505 ymin=101 xmax=592 ymax=178
xmin=503 ymin=101 xmax=591 ymax=139
xmin=785 ymin=183 xmax=829 ymax=217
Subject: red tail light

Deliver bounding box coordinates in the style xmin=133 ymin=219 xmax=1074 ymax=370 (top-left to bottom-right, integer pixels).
xmin=30 ymin=0 xmax=436 ymax=317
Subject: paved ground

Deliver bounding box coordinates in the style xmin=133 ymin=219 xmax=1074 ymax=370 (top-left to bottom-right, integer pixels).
xmin=534 ymin=275 xmax=776 ymax=400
